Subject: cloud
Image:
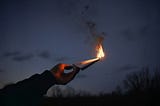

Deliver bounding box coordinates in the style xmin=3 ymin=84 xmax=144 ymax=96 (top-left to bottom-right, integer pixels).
xmin=120 ymin=25 xmax=152 ymax=41
xmin=117 ymin=64 xmax=138 ymax=72
xmin=139 ymin=24 xmax=150 ymax=36
xmin=0 ymin=68 xmax=4 ymax=72
xmin=37 ymin=51 xmax=51 ymax=59
xmin=3 ymin=51 xmax=21 ymax=57
xmin=37 ymin=50 xmax=70 ymax=62
xmin=54 ymin=56 xmax=70 ymax=62
xmin=36 ymin=50 xmax=71 ymax=62
xmin=1 ymin=51 xmax=34 ymax=62
xmin=12 ymin=54 xmax=34 ymax=62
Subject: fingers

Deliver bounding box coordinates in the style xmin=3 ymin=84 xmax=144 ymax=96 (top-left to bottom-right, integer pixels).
xmin=61 ymin=70 xmax=79 ymax=85
xmin=64 ymin=66 xmax=73 ymax=70
xmin=59 ymin=64 xmax=68 ymax=71
xmin=51 ymin=63 xmax=80 ymax=85
xmin=72 ymin=65 xmax=80 ymax=73
xmin=53 ymin=63 xmax=70 ymax=73
xmin=54 ymin=63 xmax=79 ymax=72
xmin=62 ymin=67 xmax=80 ymax=84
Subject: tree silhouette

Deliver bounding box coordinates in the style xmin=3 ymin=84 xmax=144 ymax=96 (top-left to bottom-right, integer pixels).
xmin=123 ymin=67 xmax=160 ymax=95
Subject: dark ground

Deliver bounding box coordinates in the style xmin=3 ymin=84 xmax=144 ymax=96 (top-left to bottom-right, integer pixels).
xmin=40 ymin=94 xmax=159 ymax=106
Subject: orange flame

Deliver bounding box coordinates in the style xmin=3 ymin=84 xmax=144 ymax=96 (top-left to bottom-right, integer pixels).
xmin=75 ymin=36 xmax=105 ymax=66
xmin=96 ymin=44 xmax=105 ymax=59
xmin=78 ymin=44 xmax=105 ymax=65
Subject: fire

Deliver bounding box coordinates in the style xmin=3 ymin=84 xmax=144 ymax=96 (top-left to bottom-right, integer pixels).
xmin=96 ymin=44 xmax=105 ymax=59
xmin=77 ymin=43 xmax=105 ymax=66
xmin=73 ymin=22 xmax=105 ymax=70
xmin=72 ymin=42 xmax=105 ymax=70
xmin=77 ymin=43 xmax=105 ymax=65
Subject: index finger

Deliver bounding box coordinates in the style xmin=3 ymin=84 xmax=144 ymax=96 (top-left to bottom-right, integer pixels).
xmin=65 ymin=66 xmax=73 ymax=70
xmin=58 ymin=63 xmax=70 ymax=72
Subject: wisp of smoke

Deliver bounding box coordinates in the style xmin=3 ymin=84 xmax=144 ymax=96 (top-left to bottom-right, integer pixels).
xmin=86 ymin=21 xmax=105 ymax=56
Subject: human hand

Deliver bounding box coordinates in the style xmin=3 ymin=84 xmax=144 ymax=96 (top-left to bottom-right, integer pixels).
xmin=50 ymin=63 xmax=80 ymax=85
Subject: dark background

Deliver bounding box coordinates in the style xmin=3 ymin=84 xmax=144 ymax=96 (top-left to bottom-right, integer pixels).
xmin=0 ymin=0 xmax=160 ymax=95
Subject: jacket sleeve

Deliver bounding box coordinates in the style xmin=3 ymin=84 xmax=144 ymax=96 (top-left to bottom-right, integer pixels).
xmin=0 ymin=70 xmax=56 ymax=106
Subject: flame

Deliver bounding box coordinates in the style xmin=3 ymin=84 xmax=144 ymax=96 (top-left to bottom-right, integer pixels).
xmin=96 ymin=44 xmax=105 ymax=59
xmin=75 ymin=36 xmax=105 ymax=66
xmin=77 ymin=42 xmax=105 ymax=65
xmin=77 ymin=43 xmax=105 ymax=65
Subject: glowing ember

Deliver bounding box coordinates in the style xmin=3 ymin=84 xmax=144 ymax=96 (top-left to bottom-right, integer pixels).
xmin=80 ymin=58 xmax=99 ymax=65
xmin=74 ymin=58 xmax=100 ymax=70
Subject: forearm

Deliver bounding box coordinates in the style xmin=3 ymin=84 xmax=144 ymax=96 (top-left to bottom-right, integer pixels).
xmin=1 ymin=70 xmax=56 ymax=106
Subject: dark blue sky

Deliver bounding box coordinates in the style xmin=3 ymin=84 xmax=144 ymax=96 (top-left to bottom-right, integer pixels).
xmin=0 ymin=0 xmax=160 ymax=94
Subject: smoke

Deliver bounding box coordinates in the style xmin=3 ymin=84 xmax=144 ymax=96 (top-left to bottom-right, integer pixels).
xmin=86 ymin=21 xmax=97 ymax=37
xmin=86 ymin=21 xmax=105 ymax=43
xmin=85 ymin=21 xmax=105 ymax=56
xmin=79 ymin=1 xmax=105 ymax=50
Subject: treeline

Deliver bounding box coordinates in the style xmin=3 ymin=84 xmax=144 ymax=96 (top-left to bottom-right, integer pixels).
xmin=41 ymin=67 xmax=160 ymax=106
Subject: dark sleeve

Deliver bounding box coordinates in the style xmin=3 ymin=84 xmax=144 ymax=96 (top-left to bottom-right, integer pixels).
xmin=0 ymin=70 xmax=56 ymax=106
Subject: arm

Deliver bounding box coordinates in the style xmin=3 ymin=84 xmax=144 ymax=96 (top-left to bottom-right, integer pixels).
xmin=0 ymin=64 xmax=79 ymax=106
xmin=1 ymin=71 xmax=56 ymax=106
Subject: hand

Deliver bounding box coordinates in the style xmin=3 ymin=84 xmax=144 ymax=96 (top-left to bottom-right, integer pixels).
xmin=50 ymin=63 xmax=80 ymax=85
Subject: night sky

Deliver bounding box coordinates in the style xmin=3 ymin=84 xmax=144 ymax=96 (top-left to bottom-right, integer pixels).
xmin=0 ymin=0 xmax=160 ymax=94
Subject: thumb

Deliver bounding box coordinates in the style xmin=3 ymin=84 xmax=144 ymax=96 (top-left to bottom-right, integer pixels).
xmin=62 ymin=67 xmax=80 ymax=84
